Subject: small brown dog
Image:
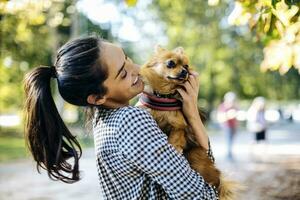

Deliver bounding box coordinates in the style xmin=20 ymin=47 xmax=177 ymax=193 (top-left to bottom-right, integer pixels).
xmin=137 ymin=45 xmax=239 ymax=200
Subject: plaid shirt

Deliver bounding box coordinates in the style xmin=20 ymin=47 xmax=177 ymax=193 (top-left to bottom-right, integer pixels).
xmin=92 ymin=106 xmax=217 ymax=200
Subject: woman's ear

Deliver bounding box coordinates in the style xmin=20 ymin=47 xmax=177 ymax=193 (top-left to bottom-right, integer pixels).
xmin=87 ymin=94 xmax=106 ymax=105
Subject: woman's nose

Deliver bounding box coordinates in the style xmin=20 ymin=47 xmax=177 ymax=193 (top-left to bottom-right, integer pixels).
xmin=133 ymin=63 xmax=141 ymax=73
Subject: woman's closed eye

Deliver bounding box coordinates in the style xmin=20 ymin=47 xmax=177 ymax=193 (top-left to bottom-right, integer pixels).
xmin=120 ymin=56 xmax=134 ymax=79
xmin=121 ymin=69 xmax=127 ymax=79
xmin=120 ymin=56 xmax=128 ymax=79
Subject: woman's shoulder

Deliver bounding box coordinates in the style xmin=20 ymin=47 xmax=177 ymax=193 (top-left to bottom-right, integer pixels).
xmin=93 ymin=106 xmax=151 ymax=126
xmin=118 ymin=106 xmax=154 ymax=124
xmin=121 ymin=105 xmax=150 ymax=115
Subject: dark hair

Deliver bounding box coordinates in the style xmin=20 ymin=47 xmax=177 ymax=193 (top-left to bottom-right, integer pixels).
xmin=23 ymin=36 xmax=108 ymax=183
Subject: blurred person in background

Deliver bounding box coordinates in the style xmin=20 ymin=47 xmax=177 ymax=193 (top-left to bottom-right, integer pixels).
xmin=247 ymin=97 xmax=267 ymax=143
xmin=217 ymin=91 xmax=238 ymax=161
xmin=246 ymin=97 xmax=268 ymax=159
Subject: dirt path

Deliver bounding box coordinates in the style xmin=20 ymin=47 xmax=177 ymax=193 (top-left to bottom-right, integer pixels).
xmin=218 ymin=155 xmax=300 ymax=200
xmin=211 ymin=122 xmax=300 ymax=200
xmin=1 ymin=122 xmax=299 ymax=200
xmin=0 ymin=149 xmax=101 ymax=200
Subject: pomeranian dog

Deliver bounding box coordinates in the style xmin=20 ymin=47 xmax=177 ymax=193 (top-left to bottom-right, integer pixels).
xmin=137 ymin=45 xmax=240 ymax=200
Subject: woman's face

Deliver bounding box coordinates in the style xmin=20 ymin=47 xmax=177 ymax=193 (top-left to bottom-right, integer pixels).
xmin=95 ymin=42 xmax=144 ymax=108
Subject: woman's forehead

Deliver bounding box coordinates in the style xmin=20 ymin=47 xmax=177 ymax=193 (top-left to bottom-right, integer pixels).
xmin=101 ymin=42 xmax=125 ymax=78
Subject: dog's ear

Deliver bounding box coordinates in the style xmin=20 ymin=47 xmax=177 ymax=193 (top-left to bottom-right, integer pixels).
xmin=154 ymin=45 xmax=166 ymax=54
xmin=173 ymin=46 xmax=184 ymax=55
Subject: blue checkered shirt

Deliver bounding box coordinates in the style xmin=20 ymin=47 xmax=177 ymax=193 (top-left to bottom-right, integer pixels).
xmin=92 ymin=106 xmax=217 ymax=200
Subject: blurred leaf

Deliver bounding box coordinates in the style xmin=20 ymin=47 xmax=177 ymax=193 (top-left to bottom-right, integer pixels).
xmin=229 ymin=0 xmax=300 ymax=74
xmin=125 ymin=0 xmax=137 ymax=7
xmin=208 ymin=0 xmax=220 ymax=6
xmin=272 ymin=0 xmax=299 ymax=26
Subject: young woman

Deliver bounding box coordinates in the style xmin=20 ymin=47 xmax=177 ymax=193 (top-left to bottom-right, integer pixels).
xmin=24 ymin=36 xmax=218 ymax=199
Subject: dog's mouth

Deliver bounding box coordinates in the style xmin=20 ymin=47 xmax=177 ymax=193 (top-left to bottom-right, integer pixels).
xmin=167 ymin=75 xmax=188 ymax=82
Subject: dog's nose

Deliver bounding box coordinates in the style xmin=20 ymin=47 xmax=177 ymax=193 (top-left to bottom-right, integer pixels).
xmin=179 ymin=69 xmax=188 ymax=78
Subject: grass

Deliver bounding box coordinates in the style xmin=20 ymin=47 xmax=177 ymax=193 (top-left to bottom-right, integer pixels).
xmin=0 ymin=136 xmax=28 ymax=162
xmin=0 ymin=134 xmax=94 ymax=163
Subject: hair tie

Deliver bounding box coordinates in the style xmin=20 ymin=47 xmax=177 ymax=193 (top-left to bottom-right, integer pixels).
xmin=50 ymin=66 xmax=57 ymax=78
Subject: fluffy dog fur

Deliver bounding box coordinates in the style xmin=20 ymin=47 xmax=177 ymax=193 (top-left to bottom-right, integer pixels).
xmin=137 ymin=46 xmax=240 ymax=200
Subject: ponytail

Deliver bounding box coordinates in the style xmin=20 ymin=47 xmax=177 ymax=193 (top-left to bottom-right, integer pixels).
xmin=23 ymin=66 xmax=82 ymax=183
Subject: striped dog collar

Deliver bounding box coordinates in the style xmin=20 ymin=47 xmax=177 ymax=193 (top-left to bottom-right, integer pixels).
xmin=139 ymin=92 xmax=182 ymax=111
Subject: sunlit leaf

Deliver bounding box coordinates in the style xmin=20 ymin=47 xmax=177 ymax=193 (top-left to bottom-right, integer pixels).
xmin=293 ymin=44 xmax=300 ymax=73
xmin=229 ymin=0 xmax=300 ymax=74
xmin=125 ymin=0 xmax=137 ymax=7
xmin=272 ymin=0 xmax=299 ymax=26
xmin=28 ymin=14 xmax=46 ymax=25
xmin=262 ymin=12 xmax=272 ymax=33
xmin=16 ymin=22 xmax=32 ymax=42
xmin=208 ymin=0 xmax=220 ymax=6
xmin=261 ymin=40 xmax=293 ymax=74
xmin=228 ymin=2 xmax=252 ymax=25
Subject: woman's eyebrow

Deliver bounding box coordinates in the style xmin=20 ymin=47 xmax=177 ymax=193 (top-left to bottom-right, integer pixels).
xmin=115 ymin=49 xmax=127 ymax=79
xmin=122 ymin=48 xmax=128 ymax=58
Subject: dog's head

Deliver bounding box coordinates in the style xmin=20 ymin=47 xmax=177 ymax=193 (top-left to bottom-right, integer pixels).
xmin=141 ymin=45 xmax=191 ymax=93
xmin=151 ymin=45 xmax=190 ymax=83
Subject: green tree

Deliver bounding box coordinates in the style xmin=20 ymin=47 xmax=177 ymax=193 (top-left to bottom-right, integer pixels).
xmin=0 ymin=0 xmax=111 ymax=113
xmin=0 ymin=0 xmax=71 ymax=112
xmin=228 ymin=0 xmax=300 ymax=74
xmin=149 ymin=0 xmax=299 ymax=106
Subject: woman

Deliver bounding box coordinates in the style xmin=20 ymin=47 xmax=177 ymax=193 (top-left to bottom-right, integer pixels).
xmin=246 ymin=97 xmax=268 ymax=160
xmin=23 ymin=36 xmax=218 ymax=199
xmin=247 ymin=97 xmax=267 ymax=142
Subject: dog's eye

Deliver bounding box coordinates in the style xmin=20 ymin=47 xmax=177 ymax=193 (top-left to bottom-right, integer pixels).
xmin=166 ymin=60 xmax=176 ymax=68
xmin=183 ymin=64 xmax=189 ymax=69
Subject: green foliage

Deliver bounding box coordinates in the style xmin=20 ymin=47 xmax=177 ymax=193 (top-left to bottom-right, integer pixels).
xmin=0 ymin=136 xmax=27 ymax=162
xmin=0 ymin=0 xmax=71 ymax=112
xmin=230 ymin=0 xmax=300 ymax=74
xmin=150 ymin=0 xmax=299 ymax=106
xmin=0 ymin=0 xmax=299 ymax=120
xmin=0 ymin=0 xmax=111 ymax=113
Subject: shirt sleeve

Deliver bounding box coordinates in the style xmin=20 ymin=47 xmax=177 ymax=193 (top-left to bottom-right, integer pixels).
xmin=118 ymin=107 xmax=217 ymax=200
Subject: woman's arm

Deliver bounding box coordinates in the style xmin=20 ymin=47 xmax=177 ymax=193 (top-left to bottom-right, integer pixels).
xmin=176 ymin=71 xmax=209 ymax=150
xmin=188 ymin=114 xmax=209 ymax=150
xmin=118 ymin=107 xmax=217 ymax=200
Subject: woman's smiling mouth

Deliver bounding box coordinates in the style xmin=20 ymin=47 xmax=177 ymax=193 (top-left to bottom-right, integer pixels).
xmin=132 ymin=76 xmax=140 ymax=86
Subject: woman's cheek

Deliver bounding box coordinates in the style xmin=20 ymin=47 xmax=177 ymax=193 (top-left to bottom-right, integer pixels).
xmin=125 ymin=77 xmax=132 ymax=87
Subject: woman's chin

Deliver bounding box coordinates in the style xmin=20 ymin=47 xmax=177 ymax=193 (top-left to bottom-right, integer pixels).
xmin=136 ymin=80 xmax=144 ymax=92
xmin=137 ymin=84 xmax=144 ymax=94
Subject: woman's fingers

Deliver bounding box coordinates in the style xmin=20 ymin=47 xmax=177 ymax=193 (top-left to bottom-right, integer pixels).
xmin=189 ymin=71 xmax=200 ymax=88
xmin=178 ymin=86 xmax=194 ymax=103
xmin=184 ymin=71 xmax=198 ymax=90
xmin=177 ymin=71 xmax=200 ymax=103
xmin=189 ymin=71 xmax=199 ymax=77
xmin=179 ymin=76 xmax=199 ymax=96
xmin=180 ymin=79 xmax=193 ymax=93
xmin=189 ymin=70 xmax=198 ymax=75
xmin=176 ymin=88 xmax=188 ymax=100
xmin=188 ymin=75 xmax=197 ymax=90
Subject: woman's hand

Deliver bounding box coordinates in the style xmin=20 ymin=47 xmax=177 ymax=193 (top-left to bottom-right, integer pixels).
xmin=176 ymin=71 xmax=209 ymax=150
xmin=176 ymin=71 xmax=200 ymax=123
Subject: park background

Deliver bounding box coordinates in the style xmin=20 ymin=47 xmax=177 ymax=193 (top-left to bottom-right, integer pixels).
xmin=0 ymin=0 xmax=299 ymax=199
